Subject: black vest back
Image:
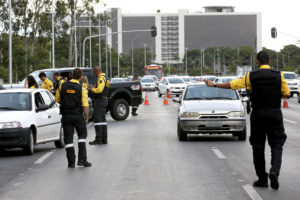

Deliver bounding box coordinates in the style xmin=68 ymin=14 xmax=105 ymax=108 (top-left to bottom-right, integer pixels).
xmin=249 ymin=69 xmax=282 ymax=109
xmin=60 ymin=82 xmax=83 ymax=115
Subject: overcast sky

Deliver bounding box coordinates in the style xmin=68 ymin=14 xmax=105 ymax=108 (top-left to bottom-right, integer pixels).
xmin=96 ymin=0 xmax=300 ymax=51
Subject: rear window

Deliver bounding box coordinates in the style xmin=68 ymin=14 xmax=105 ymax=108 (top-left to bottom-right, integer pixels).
xmin=284 ymin=73 xmax=298 ymax=79
xmin=141 ymin=79 xmax=154 ymax=83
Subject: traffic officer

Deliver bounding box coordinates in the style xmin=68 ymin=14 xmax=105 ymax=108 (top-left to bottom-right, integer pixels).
xmin=52 ymin=72 xmax=64 ymax=94
xmin=39 ymin=72 xmax=53 ymax=90
xmin=55 ymin=68 xmax=92 ymax=168
xmin=88 ymin=67 xmax=110 ymax=145
xmin=205 ymin=51 xmax=289 ymax=190
xmin=131 ymin=74 xmax=139 ymax=116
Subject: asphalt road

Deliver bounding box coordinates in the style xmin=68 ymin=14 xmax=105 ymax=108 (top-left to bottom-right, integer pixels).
xmin=1 ymin=92 xmax=300 ymax=200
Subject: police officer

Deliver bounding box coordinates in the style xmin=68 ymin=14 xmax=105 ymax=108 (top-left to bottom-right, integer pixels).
xmin=52 ymin=72 xmax=65 ymax=94
xmin=55 ymin=68 xmax=92 ymax=168
xmin=88 ymin=67 xmax=110 ymax=145
xmin=131 ymin=74 xmax=139 ymax=116
xmin=39 ymin=72 xmax=54 ymax=90
xmin=205 ymin=51 xmax=289 ymax=190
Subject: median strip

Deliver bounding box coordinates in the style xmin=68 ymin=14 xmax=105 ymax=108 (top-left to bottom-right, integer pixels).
xmin=211 ymin=147 xmax=226 ymax=159
xmin=34 ymin=151 xmax=55 ymax=164
xmin=242 ymin=184 xmax=263 ymax=200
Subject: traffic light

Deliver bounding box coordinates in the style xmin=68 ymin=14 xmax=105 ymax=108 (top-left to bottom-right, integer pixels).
xmin=271 ymin=27 xmax=277 ymax=38
xmin=151 ymin=26 xmax=157 ymax=37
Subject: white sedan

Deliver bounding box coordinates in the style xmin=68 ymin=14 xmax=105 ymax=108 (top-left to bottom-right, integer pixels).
xmin=140 ymin=78 xmax=156 ymax=91
xmin=0 ymin=89 xmax=64 ymax=155
xmin=158 ymin=77 xmax=186 ymax=97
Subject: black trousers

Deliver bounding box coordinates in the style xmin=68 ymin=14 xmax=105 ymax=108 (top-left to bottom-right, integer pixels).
xmin=250 ymin=108 xmax=287 ymax=179
xmin=62 ymin=115 xmax=87 ymax=164
xmin=92 ymin=98 xmax=108 ymax=142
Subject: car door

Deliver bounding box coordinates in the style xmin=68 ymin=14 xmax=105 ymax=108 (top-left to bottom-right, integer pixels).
xmin=39 ymin=91 xmax=61 ymax=140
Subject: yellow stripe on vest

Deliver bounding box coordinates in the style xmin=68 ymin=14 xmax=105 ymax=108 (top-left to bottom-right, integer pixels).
xmin=66 ymin=90 xmax=76 ymax=94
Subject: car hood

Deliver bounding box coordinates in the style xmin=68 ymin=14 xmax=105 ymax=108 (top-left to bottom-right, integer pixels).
xmin=286 ymin=79 xmax=299 ymax=84
xmin=0 ymin=111 xmax=32 ymax=123
xmin=169 ymin=83 xmax=186 ymax=87
xmin=182 ymin=100 xmax=242 ymax=113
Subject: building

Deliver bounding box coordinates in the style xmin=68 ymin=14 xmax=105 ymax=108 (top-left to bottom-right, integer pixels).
xmin=107 ymin=6 xmax=261 ymax=64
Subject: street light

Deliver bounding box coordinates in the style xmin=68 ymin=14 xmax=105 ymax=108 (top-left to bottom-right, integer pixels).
xmin=144 ymin=44 xmax=147 ymax=67
xmin=51 ymin=0 xmax=55 ymax=69
xmin=9 ymin=0 xmax=12 ymax=86
xmin=74 ymin=0 xmax=77 ymax=67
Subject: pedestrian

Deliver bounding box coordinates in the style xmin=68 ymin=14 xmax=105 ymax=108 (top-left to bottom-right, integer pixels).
xmin=39 ymin=72 xmax=54 ymax=90
xmin=55 ymin=68 xmax=92 ymax=168
xmin=24 ymin=75 xmax=38 ymax=89
xmin=52 ymin=72 xmax=64 ymax=95
xmin=131 ymin=74 xmax=139 ymax=116
xmin=88 ymin=67 xmax=110 ymax=145
xmin=205 ymin=51 xmax=289 ymax=190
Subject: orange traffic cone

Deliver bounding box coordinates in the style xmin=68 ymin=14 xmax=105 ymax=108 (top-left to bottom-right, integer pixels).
xmin=163 ymin=93 xmax=169 ymax=105
xmin=283 ymin=97 xmax=288 ymax=108
xmin=167 ymin=90 xmax=172 ymax=99
xmin=144 ymin=92 xmax=150 ymax=105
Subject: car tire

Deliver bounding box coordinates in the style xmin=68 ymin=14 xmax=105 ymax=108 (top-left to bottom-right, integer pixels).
xmin=177 ymin=123 xmax=187 ymax=141
xmin=23 ymin=129 xmax=34 ymax=155
xmin=54 ymin=126 xmax=65 ymax=148
xmin=110 ymin=98 xmax=130 ymax=121
xmin=237 ymin=128 xmax=247 ymax=141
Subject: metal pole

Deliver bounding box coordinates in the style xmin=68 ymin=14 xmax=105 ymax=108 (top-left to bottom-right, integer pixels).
xmin=276 ymin=53 xmax=278 ymax=70
xmin=202 ymin=49 xmax=205 ymax=75
xmin=110 ymin=47 xmax=112 ymax=79
xmin=9 ymin=0 xmax=12 ymax=86
xmin=52 ymin=0 xmax=55 ymax=69
xmin=106 ymin=27 xmax=108 ymax=75
xmin=74 ymin=0 xmax=77 ymax=67
xmin=117 ymin=47 xmax=120 ymax=77
xmin=213 ymin=49 xmax=216 ymax=74
xmin=89 ymin=15 xmax=92 ymax=68
xmin=144 ymin=44 xmax=147 ymax=67
xmin=98 ymin=14 xmax=101 ymax=69
xmin=131 ymin=41 xmax=134 ymax=75
xmin=185 ymin=48 xmax=188 ymax=76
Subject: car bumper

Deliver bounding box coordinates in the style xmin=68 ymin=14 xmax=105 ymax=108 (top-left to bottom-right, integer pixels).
xmin=289 ymin=87 xmax=298 ymax=93
xmin=0 ymin=128 xmax=30 ymax=148
xmin=179 ymin=119 xmax=246 ymax=133
xmin=170 ymin=89 xmax=185 ymax=95
xmin=142 ymin=85 xmax=156 ymax=90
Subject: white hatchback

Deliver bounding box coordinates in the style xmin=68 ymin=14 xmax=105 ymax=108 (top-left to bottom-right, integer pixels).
xmin=0 ymin=89 xmax=64 ymax=155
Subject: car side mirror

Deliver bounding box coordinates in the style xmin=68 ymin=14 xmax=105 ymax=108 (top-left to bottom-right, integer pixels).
xmin=36 ymin=104 xmax=49 ymax=112
xmin=172 ymin=98 xmax=181 ymax=103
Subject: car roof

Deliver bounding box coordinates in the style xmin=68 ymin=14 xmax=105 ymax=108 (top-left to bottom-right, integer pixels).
xmin=0 ymin=88 xmax=46 ymax=94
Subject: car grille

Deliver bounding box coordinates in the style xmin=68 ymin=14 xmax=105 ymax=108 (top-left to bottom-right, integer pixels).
xmin=198 ymin=125 xmax=231 ymax=131
xmin=175 ymin=87 xmax=181 ymax=89
xmin=199 ymin=115 xmax=228 ymax=119
xmin=288 ymin=83 xmax=297 ymax=86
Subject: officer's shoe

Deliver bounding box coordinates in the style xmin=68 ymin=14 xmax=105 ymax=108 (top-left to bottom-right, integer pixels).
xmin=253 ymin=178 xmax=268 ymax=188
xmin=132 ymin=112 xmax=138 ymax=116
xmin=269 ymin=172 xmax=279 ymax=190
xmin=77 ymin=160 xmax=92 ymax=167
xmin=89 ymin=140 xmax=102 ymax=145
xmin=68 ymin=163 xmax=75 ymax=168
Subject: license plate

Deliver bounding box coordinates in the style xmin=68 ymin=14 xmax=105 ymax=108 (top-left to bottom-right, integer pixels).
xmin=205 ymin=121 xmax=223 ymax=128
xmin=145 ymin=85 xmax=150 ymax=86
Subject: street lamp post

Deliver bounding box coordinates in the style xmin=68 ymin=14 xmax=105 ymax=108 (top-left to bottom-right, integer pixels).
xmin=9 ymin=0 xmax=12 ymax=86
xmin=51 ymin=0 xmax=55 ymax=69
xmin=89 ymin=15 xmax=92 ymax=68
xmin=110 ymin=47 xmax=112 ymax=79
xmin=144 ymin=44 xmax=147 ymax=67
xmin=98 ymin=14 xmax=101 ymax=69
xmin=74 ymin=0 xmax=77 ymax=67
xmin=185 ymin=48 xmax=188 ymax=76
xmin=201 ymin=49 xmax=205 ymax=75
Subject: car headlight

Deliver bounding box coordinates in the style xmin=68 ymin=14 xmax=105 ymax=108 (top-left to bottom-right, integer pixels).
xmin=227 ymin=111 xmax=245 ymax=117
xmin=181 ymin=112 xmax=200 ymax=118
xmin=0 ymin=122 xmax=22 ymax=129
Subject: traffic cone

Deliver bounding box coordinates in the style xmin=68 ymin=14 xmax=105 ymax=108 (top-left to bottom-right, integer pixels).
xmin=283 ymin=97 xmax=288 ymax=108
xmin=163 ymin=93 xmax=169 ymax=105
xmin=144 ymin=92 xmax=150 ymax=105
xmin=167 ymin=90 xmax=172 ymax=99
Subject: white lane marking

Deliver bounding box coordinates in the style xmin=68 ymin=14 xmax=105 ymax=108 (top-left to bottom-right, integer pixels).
xmin=283 ymin=118 xmax=297 ymax=124
xmin=34 ymin=151 xmax=55 ymax=164
xmin=242 ymin=184 xmax=263 ymax=200
xmin=211 ymin=147 xmax=226 ymax=159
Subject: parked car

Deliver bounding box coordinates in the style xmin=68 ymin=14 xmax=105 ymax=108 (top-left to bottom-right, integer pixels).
xmin=5 ymin=68 xmax=143 ymax=121
xmin=111 ymin=78 xmax=125 ymax=83
xmin=0 ymin=89 xmax=64 ymax=155
xmin=282 ymin=71 xmax=299 ymax=97
xmin=144 ymin=75 xmax=159 ymax=87
xmin=174 ymin=83 xmax=247 ymax=141
xmin=158 ymin=77 xmax=186 ymax=97
xmin=140 ymin=78 xmax=156 ymax=91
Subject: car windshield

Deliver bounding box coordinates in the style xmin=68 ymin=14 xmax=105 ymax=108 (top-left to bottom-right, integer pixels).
xmin=182 ymin=78 xmax=191 ymax=82
xmin=141 ymin=79 xmax=154 ymax=83
xmin=168 ymin=78 xmax=184 ymax=84
xmin=0 ymin=93 xmax=31 ymax=111
xmin=184 ymin=85 xmax=238 ymax=100
xmin=21 ymin=71 xmax=54 ymax=86
xmin=284 ymin=73 xmax=298 ymax=79
xmin=111 ymin=78 xmax=124 ymax=83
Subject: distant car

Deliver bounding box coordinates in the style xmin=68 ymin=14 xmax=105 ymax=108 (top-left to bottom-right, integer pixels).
xmin=214 ymin=76 xmax=238 ymax=83
xmin=174 ymin=83 xmax=246 ymax=141
xmin=111 ymin=78 xmax=125 ymax=83
xmin=190 ymin=76 xmax=202 ymax=83
xmin=201 ymin=75 xmax=217 ymax=82
xmin=282 ymin=71 xmax=299 ymax=97
xmin=140 ymin=78 xmax=156 ymax=91
xmin=181 ymin=77 xmax=192 ymax=84
xmin=158 ymin=77 xmax=186 ymax=97
xmin=0 ymin=85 xmax=5 ymax=90
xmin=0 ymin=89 xmax=64 ymax=155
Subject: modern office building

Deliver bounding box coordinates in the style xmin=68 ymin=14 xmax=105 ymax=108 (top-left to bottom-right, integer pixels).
xmin=107 ymin=6 xmax=261 ymax=64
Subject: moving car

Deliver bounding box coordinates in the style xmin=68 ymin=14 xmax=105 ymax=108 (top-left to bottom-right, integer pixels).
xmin=174 ymin=83 xmax=246 ymax=141
xmin=0 ymin=89 xmax=64 ymax=155
xmin=140 ymin=78 xmax=156 ymax=91
xmin=282 ymin=71 xmax=299 ymax=97
xmin=158 ymin=77 xmax=186 ymax=97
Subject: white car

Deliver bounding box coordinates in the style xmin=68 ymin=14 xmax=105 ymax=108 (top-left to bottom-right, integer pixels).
xmin=181 ymin=76 xmax=192 ymax=84
xmin=282 ymin=71 xmax=299 ymax=97
xmin=140 ymin=78 xmax=156 ymax=91
xmin=0 ymin=89 xmax=64 ymax=155
xmin=214 ymin=76 xmax=238 ymax=83
xmin=158 ymin=77 xmax=186 ymax=97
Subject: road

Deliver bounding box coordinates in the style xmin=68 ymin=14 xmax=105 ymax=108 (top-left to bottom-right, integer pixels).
xmin=0 ymin=92 xmax=300 ymax=200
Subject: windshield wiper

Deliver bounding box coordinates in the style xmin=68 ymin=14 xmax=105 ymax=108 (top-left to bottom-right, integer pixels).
xmin=0 ymin=106 xmax=23 ymax=110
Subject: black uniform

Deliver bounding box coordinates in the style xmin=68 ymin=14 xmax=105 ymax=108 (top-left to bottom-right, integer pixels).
xmin=60 ymin=81 xmax=88 ymax=165
xmin=249 ymin=69 xmax=287 ymax=180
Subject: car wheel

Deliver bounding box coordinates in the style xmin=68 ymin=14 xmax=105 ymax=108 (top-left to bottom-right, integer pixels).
xmin=54 ymin=126 xmax=65 ymax=148
xmin=110 ymin=98 xmax=130 ymax=121
xmin=23 ymin=129 xmax=34 ymax=155
xmin=237 ymin=128 xmax=247 ymax=141
xmin=177 ymin=122 xmax=187 ymax=141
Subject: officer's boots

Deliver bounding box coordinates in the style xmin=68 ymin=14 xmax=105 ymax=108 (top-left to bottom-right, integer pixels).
xmin=66 ymin=147 xmax=76 ymax=168
xmin=89 ymin=125 xmax=103 ymax=145
xmin=102 ymin=126 xmax=108 ymax=144
xmin=77 ymin=142 xmax=92 ymax=167
xmin=253 ymin=172 xmax=269 ymax=188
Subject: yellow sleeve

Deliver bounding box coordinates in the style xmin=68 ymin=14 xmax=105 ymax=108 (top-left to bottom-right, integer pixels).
xmin=59 ymin=79 xmax=64 ymax=87
xmin=92 ymin=76 xmax=105 ymax=94
xmin=82 ymin=88 xmax=89 ymax=107
xmin=55 ymin=85 xmax=61 ymax=103
xmin=229 ymin=72 xmax=251 ymax=90
xmin=48 ymin=80 xmax=54 ymax=90
xmin=280 ymin=72 xmax=290 ymax=96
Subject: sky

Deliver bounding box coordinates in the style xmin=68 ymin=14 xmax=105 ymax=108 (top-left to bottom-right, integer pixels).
xmin=96 ymin=0 xmax=300 ymax=51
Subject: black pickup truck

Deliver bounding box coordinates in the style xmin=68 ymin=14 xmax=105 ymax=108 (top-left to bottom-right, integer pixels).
xmin=4 ymin=68 xmax=143 ymax=121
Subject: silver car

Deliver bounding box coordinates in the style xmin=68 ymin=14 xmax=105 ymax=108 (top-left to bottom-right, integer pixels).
xmin=174 ymin=83 xmax=246 ymax=141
